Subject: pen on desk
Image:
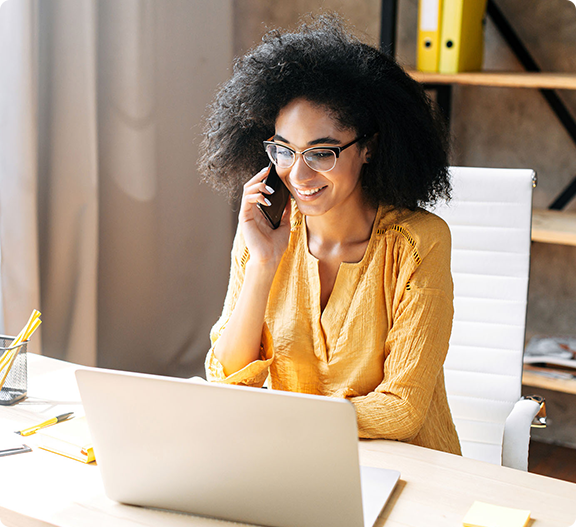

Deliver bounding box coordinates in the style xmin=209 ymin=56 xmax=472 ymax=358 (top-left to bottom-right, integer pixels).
xmin=0 ymin=445 xmax=32 ymax=457
xmin=15 ymin=412 xmax=74 ymax=436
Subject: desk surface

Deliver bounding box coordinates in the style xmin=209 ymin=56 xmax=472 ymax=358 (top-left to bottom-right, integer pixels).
xmin=1 ymin=354 xmax=575 ymax=527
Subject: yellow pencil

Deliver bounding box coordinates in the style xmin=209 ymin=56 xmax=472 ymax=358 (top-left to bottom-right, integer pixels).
xmin=0 ymin=310 xmax=42 ymax=391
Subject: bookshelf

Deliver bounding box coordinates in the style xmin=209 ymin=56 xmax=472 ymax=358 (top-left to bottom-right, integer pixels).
xmin=408 ymin=70 xmax=576 ymax=90
xmin=523 ymin=369 xmax=576 ymax=395
xmin=406 ymin=70 xmax=576 ymax=392
xmin=532 ymin=209 xmax=576 ymax=246
xmin=407 ymin=70 xmax=576 ymax=248
xmin=381 ymin=2 xmax=576 ymax=394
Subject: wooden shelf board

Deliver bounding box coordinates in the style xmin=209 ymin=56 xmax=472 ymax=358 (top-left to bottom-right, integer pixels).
xmin=523 ymin=370 xmax=576 ymax=395
xmin=532 ymin=208 xmax=576 ymax=246
xmin=408 ymin=70 xmax=576 ymax=90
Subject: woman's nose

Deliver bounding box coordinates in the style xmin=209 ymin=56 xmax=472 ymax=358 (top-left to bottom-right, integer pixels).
xmin=288 ymin=156 xmax=316 ymax=183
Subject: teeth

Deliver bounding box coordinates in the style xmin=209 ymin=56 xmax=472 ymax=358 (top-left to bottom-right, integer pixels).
xmin=298 ymin=187 xmax=323 ymax=196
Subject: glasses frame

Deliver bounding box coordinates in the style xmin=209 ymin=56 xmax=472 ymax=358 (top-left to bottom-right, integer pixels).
xmin=263 ymin=134 xmax=368 ymax=172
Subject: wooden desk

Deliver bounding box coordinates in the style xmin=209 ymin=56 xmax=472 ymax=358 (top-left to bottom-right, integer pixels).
xmin=1 ymin=354 xmax=575 ymax=527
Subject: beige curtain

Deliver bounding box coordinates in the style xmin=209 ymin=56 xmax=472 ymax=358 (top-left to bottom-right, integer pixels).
xmin=0 ymin=0 xmax=234 ymax=377
xmin=0 ymin=0 xmax=42 ymax=351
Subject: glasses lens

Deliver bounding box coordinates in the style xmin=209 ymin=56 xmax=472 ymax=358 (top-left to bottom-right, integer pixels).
xmin=304 ymin=149 xmax=337 ymax=171
xmin=266 ymin=144 xmax=294 ymax=168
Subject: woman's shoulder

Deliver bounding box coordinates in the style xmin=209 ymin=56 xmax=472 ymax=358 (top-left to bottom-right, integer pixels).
xmin=376 ymin=205 xmax=451 ymax=262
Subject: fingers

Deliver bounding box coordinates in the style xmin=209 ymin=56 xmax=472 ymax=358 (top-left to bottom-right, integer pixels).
xmin=244 ymin=167 xmax=275 ymax=194
xmin=242 ymin=166 xmax=276 ymax=209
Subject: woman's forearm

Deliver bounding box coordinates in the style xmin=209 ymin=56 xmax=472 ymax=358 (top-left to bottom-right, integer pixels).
xmin=213 ymin=261 xmax=277 ymax=376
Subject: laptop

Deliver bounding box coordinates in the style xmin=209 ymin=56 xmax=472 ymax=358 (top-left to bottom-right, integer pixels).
xmin=75 ymin=368 xmax=400 ymax=527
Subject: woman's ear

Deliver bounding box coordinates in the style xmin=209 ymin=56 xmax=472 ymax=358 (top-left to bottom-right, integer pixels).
xmin=363 ymin=134 xmax=378 ymax=164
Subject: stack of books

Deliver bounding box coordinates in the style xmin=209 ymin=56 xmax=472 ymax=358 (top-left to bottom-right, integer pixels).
xmin=417 ymin=0 xmax=488 ymax=73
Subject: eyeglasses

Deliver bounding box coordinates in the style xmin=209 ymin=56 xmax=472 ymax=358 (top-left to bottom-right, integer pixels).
xmin=263 ymin=135 xmax=367 ymax=172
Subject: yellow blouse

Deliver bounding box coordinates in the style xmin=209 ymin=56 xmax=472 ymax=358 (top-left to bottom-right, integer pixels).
xmin=206 ymin=204 xmax=461 ymax=455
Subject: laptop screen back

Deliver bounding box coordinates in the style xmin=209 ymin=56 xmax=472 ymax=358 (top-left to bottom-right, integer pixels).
xmin=76 ymin=369 xmax=366 ymax=527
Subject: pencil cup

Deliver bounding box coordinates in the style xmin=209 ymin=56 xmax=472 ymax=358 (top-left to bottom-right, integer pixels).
xmin=0 ymin=335 xmax=27 ymax=405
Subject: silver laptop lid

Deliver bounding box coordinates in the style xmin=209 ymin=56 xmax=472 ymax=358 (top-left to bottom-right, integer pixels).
xmin=76 ymin=368 xmax=367 ymax=527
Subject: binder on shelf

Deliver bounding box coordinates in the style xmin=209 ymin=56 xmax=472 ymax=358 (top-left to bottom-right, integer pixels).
xmin=37 ymin=416 xmax=95 ymax=463
xmin=417 ymin=0 xmax=444 ymax=72
xmin=438 ymin=0 xmax=488 ymax=74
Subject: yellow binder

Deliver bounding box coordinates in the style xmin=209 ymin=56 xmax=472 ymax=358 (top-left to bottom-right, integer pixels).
xmin=438 ymin=0 xmax=488 ymax=74
xmin=417 ymin=0 xmax=444 ymax=72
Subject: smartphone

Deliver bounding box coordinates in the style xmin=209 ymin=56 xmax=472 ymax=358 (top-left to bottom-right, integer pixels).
xmin=257 ymin=164 xmax=291 ymax=229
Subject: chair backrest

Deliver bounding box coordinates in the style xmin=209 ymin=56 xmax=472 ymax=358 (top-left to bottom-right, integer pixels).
xmin=429 ymin=166 xmax=535 ymax=465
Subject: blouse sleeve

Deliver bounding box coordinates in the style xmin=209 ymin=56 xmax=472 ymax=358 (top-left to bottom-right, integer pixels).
xmin=204 ymin=228 xmax=275 ymax=386
xmin=347 ymin=218 xmax=454 ymax=440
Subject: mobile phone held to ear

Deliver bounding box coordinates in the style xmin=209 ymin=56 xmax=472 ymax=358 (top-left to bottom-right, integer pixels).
xmin=257 ymin=164 xmax=291 ymax=229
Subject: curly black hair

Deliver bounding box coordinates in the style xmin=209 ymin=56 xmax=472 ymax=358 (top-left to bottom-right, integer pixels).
xmin=198 ymin=14 xmax=451 ymax=210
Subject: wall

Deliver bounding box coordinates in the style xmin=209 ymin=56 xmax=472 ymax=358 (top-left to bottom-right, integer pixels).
xmin=234 ymin=0 xmax=381 ymax=54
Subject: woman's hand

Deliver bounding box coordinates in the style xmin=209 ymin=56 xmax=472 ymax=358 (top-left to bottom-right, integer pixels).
xmin=239 ymin=166 xmax=292 ymax=270
xmin=211 ymin=166 xmax=291 ymax=374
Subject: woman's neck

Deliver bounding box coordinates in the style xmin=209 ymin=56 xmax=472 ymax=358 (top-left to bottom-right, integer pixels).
xmin=305 ymin=197 xmax=378 ymax=249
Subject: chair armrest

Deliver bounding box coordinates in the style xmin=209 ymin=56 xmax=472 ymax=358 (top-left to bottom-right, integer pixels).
xmin=502 ymin=398 xmax=542 ymax=471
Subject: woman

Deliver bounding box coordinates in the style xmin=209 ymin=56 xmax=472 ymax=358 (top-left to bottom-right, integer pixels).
xmin=198 ymin=15 xmax=461 ymax=455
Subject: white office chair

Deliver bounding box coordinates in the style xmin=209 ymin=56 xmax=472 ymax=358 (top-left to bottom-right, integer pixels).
xmin=430 ymin=166 xmax=545 ymax=471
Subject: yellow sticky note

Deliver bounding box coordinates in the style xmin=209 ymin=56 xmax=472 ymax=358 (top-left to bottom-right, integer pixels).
xmin=463 ymin=501 xmax=530 ymax=527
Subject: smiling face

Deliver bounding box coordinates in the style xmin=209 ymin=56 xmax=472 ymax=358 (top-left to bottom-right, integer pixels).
xmin=273 ymin=98 xmax=371 ymax=220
